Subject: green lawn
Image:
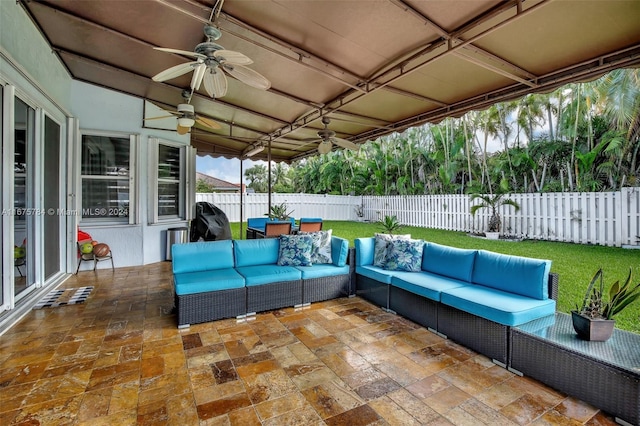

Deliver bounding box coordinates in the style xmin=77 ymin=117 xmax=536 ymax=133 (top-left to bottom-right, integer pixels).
xmin=228 ymin=221 xmax=640 ymax=333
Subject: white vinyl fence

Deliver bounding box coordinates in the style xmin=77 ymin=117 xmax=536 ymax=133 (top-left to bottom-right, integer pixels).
xmin=196 ymin=188 xmax=640 ymax=248
xmin=195 ymin=193 xmax=362 ymax=223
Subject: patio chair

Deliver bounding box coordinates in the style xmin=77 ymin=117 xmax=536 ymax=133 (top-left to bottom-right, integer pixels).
xmin=76 ymin=241 xmax=114 ymax=273
xmin=299 ymin=220 xmax=323 ymax=232
xmin=257 ymin=221 xmax=292 ymax=238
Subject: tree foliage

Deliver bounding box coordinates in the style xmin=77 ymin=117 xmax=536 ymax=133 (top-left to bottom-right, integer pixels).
xmin=241 ymin=69 xmax=639 ymax=195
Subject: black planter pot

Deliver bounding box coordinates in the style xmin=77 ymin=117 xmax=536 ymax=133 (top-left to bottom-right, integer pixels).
xmin=571 ymin=311 xmax=615 ymax=341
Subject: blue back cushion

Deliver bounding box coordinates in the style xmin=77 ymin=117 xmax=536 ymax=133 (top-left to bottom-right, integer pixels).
xmin=472 ymin=250 xmax=551 ymax=300
xmin=331 ymin=236 xmax=349 ymax=266
xmin=355 ymin=237 xmax=375 ymax=266
xmin=172 ymin=240 xmax=234 ymax=274
xmin=234 ymin=238 xmax=280 ymax=267
xmin=422 ymin=242 xmax=476 ymax=282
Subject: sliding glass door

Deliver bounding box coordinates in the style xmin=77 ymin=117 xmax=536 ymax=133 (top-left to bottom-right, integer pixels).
xmin=13 ymin=97 xmax=35 ymax=299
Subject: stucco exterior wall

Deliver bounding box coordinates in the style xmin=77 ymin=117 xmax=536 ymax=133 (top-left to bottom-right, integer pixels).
xmin=70 ymin=81 xmax=192 ymax=268
xmin=0 ymin=1 xmax=71 ymax=111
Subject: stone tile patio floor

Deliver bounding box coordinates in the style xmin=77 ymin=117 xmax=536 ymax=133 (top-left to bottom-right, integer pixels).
xmin=0 ymin=262 xmax=619 ymax=425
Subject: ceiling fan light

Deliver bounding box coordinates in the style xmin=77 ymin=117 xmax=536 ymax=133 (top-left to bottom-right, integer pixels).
xmin=317 ymin=141 xmax=332 ymax=154
xmin=177 ymin=117 xmax=195 ymax=128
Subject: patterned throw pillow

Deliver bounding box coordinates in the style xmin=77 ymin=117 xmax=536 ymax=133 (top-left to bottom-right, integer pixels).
xmin=277 ymin=234 xmax=313 ymax=266
xmin=384 ymin=239 xmax=424 ymax=272
xmin=373 ymin=233 xmax=411 ymax=267
xmin=299 ymin=229 xmax=333 ymax=264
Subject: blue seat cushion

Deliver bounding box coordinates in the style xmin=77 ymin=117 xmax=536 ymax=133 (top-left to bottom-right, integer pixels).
xmin=472 ymin=250 xmax=551 ymax=300
xmin=441 ymin=285 xmax=556 ymax=326
xmin=174 ymin=268 xmax=245 ymax=295
xmin=422 ymin=242 xmax=476 ymax=282
xmin=356 ymin=265 xmax=395 ymax=284
xmin=172 ymin=240 xmax=234 ymax=274
xmin=295 ymin=264 xmax=350 ymax=279
xmin=235 ymin=264 xmax=302 ymax=286
xmin=391 ymin=272 xmax=469 ymax=301
xmin=234 ymin=238 xmax=280 ymax=267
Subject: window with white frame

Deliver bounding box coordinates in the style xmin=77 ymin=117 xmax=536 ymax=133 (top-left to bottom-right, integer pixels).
xmin=80 ymin=133 xmax=136 ymax=223
xmin=149 ymin=138 xmax=193 ymax=223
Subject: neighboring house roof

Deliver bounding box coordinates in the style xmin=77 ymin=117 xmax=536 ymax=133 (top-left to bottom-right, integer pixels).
xmin=196 ymin=172 xmax=241 ymax=192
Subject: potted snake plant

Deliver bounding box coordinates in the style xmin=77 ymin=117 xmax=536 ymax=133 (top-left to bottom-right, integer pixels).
xmin=572 ymin=268 xmax=640 ymax=341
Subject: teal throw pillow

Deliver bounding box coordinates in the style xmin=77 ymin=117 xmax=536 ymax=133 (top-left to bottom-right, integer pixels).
xmin=373 ymin=233 xmax=411 ymax=267
xmin=277 ymin=234 xmax=313 ymax=266
xmin=384 ymin=239 xmax=424 ymax=272
xmin=299 ymin=229 xmax=332 ymax=264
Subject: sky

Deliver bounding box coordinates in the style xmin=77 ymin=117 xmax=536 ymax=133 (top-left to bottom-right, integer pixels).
xmin=196 ymin=155 xmax=261 ymax=184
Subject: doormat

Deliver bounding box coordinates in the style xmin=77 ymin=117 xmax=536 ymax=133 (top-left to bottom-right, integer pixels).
xmin=33 ymin=286 xmax=94 ymax=309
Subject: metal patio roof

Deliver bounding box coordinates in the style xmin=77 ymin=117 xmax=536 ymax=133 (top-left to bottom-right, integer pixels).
xmin=19 ymin=0 xmax=640 ymax=162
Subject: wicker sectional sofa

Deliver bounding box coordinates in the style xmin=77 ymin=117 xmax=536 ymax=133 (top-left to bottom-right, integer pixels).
xmin=171 ymin=237 xmax=353 ymax=327
xmin=355 ymin=237 xmax=558 ymax=366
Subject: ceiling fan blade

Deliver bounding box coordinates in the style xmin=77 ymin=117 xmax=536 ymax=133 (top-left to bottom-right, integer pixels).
xmin=331 ymin=137 xmax=360 ymax=151
xmin=144 ymin=114 xmax=177 ymax=121
xmin=203 ymin=68 xmax=228 ymax=98
xmin=154 ymin=47 xmax=205 ymax=60
xmin=214 ymin=50 xmax=253 ymax=65
xmin=195 ymin=115 xmax=222 ymax=130
xmin=293 ymin=139 xmax=321 ymax=151
xmin=176 ymin=125 xmax=190 ymax=135
xmin=152 ymin=62 xmax=197 ymax=82
xmin=190 ymin=63 xmax=207 ymax=91
xmin=223 ymin=64 xmax=271 ymax=90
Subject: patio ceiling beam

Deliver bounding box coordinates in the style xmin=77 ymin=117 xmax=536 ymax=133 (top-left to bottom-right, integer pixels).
xmin=262 ymin=0 xmax=550 ymax=147
xmin=155 ymin=0 xmax=368 ymax=93
xmin=388 ymin=0 xmax=538 ymax=86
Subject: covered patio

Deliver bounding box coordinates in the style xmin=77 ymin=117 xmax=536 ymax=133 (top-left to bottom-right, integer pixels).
xmin=0 ymin=264 xmax=618 ymax=425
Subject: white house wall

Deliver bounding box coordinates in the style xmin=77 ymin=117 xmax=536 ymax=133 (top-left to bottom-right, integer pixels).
xmin=0 ymin=1 xmax=72 ymax=111
xmin=70 ymin=80 xmax=192 ymax=268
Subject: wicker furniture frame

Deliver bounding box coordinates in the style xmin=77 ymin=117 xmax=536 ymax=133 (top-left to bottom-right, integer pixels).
xmin=355 ymin=274 xmax=389 ymax=309
xmin=246 ymin=279 xmax=303 ymax=313
xmin=389 ymin=286 xmax=438 ymax=332
xmin=510 ymin=313 xmax=639 ymax=425
xmin=303 ymin=275 xmax=350 ymax=304
xmin=175 ymin=287 xmax=246 ymax=328
xmin=302 ymin=248 xmax=355 ymax=303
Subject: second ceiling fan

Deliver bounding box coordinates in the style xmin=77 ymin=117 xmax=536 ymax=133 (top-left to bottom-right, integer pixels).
xmin=304 ymin=117 xmax=360 ymax=154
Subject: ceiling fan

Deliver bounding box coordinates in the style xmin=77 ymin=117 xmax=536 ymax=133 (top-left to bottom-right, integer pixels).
xmin=145 ymin=101 xmax=221 ymax=135
xmin=301 ymin=117 xmax=360 ymax=154
xmin=152 ymin=23 xmax=270 ymax=99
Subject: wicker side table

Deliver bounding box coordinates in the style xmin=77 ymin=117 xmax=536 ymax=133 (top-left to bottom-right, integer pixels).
xmin=510 ymin=313 xmax=640 ymax=426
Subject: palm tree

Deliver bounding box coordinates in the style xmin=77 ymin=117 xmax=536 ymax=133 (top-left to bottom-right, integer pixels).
xmin=244 ymin=164 xmax=269 ymax=193
xmin=470 ymin=192 xmax=520 ymax=233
